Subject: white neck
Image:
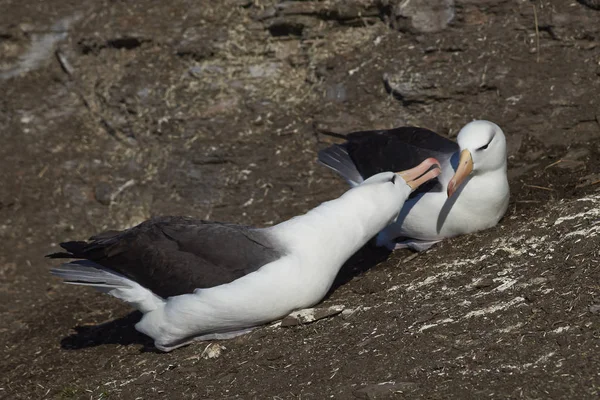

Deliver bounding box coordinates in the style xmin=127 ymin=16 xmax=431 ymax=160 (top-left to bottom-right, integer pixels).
xmin=269 ymin=182 xmax=409 ymax=273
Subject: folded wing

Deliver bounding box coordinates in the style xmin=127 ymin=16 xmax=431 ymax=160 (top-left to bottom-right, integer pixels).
xmin=319 ymin=126 xmax=458 ymax=192
xmin=47 ymin=216 xmax=283 ymax=298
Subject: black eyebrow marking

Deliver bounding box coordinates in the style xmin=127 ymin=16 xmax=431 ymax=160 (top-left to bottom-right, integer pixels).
xmin=478 ymin=136 xmax=494 ymax=151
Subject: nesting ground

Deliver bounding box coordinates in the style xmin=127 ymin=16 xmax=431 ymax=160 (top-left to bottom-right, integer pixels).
xmin=1 ymin=0 xmax=600 ymax=398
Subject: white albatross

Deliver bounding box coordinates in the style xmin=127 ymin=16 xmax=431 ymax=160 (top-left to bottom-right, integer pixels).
xmin=48 ymin=159 xmax=440 ymax=352
xmin=318 ymin=120 xmax=510 ymax=251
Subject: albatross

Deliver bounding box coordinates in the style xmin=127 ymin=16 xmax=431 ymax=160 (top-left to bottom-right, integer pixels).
xmin=318 ymin=120 xmax=509 ymax=251
xmin=48 ymin=159 xmax=440 ymax=352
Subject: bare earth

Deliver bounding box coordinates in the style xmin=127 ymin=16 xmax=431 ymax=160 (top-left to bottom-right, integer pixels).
xmin=1 ymin=0 xmax=600 ymax=398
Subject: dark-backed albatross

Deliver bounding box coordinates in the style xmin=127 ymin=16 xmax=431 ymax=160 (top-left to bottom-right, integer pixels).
xmin=318 ymin=120 xmax=509 ymax=251
xmin=48 ymin=159 xmax=440 ymax=352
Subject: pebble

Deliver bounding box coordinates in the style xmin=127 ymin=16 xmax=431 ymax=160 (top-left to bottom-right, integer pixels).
xmin=280 ymin=305 xmax=345 ymax=327
xmin=201 ymin=343 xmax=226 ymax=359
xmin=94 ymin=182 xmax=113 ymax=206
xmin=325 ymin=83 xmax=347 ymax=103
xmin=589 ymin=304 xmax=600 ymax=314
xmin=393 ymin=0 xmax=455 ymax=33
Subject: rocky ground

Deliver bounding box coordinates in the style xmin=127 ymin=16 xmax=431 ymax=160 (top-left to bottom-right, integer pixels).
xmin=1 ymin=0 xmax=599 ymax=398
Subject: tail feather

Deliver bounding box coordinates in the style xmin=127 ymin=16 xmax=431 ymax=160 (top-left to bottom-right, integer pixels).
xmin=50 ymin=260 xmax=126 ymax=287
xmin=47 ymin=227 xmax=125 ymax=259
xmin=318 ymin=145 xmax=363 ymax=187
xmin=51 ymin=260 xmax=164 ymax=313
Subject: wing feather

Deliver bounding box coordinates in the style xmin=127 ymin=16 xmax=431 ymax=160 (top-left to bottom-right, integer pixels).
xmin=47 ymin=217 xmax=283 ymax=298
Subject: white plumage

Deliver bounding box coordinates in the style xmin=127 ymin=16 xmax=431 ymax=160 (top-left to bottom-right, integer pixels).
xmin=50 ymin=159 xmax=440 ymax=351
xmin=319 ymin=120 xmax=510 ymax=251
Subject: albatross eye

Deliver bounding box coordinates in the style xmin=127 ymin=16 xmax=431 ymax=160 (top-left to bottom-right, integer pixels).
xmin=390 ymin=174 xmax=397 ymax=184
xmin=477 ymin=142 xmax=491 ymax=151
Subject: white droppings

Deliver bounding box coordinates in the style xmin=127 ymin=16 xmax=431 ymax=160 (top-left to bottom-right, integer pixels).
xmin=497 ymin=322 xmax=525 ymax=333
xmin=464 ymin=297 xmax=525 ymax=319
xmin=523 ymin=351 xmax=556 ymax=368
xmin=405 ymin=270 xmax=461 ymax=291
xmin=494 ymin=277 xmax=517 ymax=292
xmin=554 ymin=208 xmax=600 ymax=225
xmin=563 ymin=225 xmax=600 ymax=239
xmin=576 ymin=194 xmax=600 ymax=203
xmin=551 ymin=326 xmax=570 ymax=334
xmin=418 ymin=323 xmax=438 ymax=332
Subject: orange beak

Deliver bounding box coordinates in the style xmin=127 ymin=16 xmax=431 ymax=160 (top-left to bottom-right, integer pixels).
xmin=397 ymin=157 xmax=442 ymax=191
xmin=447 ymin=149 xmax=473 ymax=198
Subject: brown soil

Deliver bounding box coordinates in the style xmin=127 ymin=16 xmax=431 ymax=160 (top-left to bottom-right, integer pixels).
xmin=1 ymin=0 xmax=599 ymax=398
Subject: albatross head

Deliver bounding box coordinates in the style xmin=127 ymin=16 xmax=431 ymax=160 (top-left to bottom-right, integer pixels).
xmin=447 ymin=120 xmax=507 ymax=198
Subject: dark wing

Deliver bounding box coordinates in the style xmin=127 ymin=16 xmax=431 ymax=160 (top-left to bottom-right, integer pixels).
xmin=320 ymin=126 xmax=458 ymax=179
xmin=47 ymin=216 xmax=283 ymax=298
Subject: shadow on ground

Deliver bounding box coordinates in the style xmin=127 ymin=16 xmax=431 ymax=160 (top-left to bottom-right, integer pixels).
xmin=60 ymin=311 xmax=154 ymax=351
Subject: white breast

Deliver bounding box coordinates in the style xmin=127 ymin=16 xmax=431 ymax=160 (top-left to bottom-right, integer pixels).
xmin=382 ymin=171 xmax=509 ymax=241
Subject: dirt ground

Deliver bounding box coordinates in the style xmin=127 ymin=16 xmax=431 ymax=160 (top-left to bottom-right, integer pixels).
xmin=1 ymin=0 xmax=600 ymax=398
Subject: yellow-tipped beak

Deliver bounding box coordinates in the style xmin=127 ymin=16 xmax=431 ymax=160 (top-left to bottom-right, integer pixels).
xmin=447 ymin=149 xmax=473 ymax=198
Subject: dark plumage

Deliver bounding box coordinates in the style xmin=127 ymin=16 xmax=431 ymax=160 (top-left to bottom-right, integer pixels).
xmin=318 ymin=126 xmax=457 ymax=194
xmin=47 ymin=216 xmax=282 ymax=298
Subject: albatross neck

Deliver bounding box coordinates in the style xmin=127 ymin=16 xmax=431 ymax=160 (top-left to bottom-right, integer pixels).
xmin=270 ymin=184 xmax=405 ymax=262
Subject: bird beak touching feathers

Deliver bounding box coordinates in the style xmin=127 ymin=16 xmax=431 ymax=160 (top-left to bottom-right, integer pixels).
xmin=397 ymin=157 xmax=442 ymax=190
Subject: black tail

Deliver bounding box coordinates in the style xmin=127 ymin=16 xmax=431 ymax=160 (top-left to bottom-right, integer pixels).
xmin=46 ymin=229 xmax=122 ymax=260
xmin=46 ymin=241 xmax=89 ymax=259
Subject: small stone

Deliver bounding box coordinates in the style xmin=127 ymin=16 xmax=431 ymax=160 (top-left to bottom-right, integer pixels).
xmin=94 ymin=182 xmax=113 ymax=206
xmin=265 ymin=350 xmax=282 ymax=361
xmin=341 ymin=308 xmax=358 ymax=320
xmin=280 ymin=305 xmax=345 ymax=327
xmin=325 ymin=83 xmax=347 ymax=103
xmin=201 ymin=343 xmax=225 ymax=359
xmin=563 ymin=147 xmax=590 ymax=160
xmin=588 ymin=304 xmax=600 ymax=314
xmin=524 ymin=292 xmax=538 ymax=303
xmin=189 ymin=64 xmax=224 ymax=78
xmin=392 ymin=0 xmax=455 ymax=33
xmin=474 ymin=278 xmax=494 ymax=289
